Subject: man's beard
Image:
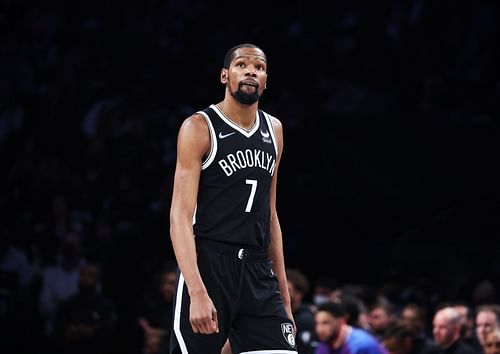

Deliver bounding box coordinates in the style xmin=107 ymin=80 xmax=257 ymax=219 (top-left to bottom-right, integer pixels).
xmin=230 ymin=82 xmax=262 ymax=105
xmin=326 ymin=328 xmax=341 ymax=346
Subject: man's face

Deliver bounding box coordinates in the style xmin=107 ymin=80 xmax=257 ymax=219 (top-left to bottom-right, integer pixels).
xmin=223 ymin=47 xmax=267 ymax=105
xmin=160 ymin=271 xmax=177 ymax=302
xmin=433 ymin=312 xmax=458 ymax=349
xmin=369 ymin=307 xmax=391 ymax=334
xmin=476 ymin=311 xmax=499 ymax=344
xmin=315 ymin=310 xmax=342 ymax=344
xmin=485 ymin=332 xmax=500 ymax=354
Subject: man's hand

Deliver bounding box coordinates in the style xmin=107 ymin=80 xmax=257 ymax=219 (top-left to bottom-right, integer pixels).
xmin=189 ymin=291 xmax=219 ymax=334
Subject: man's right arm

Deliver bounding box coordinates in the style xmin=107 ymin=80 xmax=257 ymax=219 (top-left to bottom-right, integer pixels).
xmin=169 ymin=113 xmax=219 ymax=334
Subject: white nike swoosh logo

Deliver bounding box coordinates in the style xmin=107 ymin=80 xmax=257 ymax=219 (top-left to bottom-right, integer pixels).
xmin=219 ymin=131 xmax=236 ymax=139
xmin=260 ymin=130 xmax=270 ymax=138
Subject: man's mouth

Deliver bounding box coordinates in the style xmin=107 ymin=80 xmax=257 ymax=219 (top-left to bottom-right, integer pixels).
xmin=240 ymin=80 xmax=258 ymax=88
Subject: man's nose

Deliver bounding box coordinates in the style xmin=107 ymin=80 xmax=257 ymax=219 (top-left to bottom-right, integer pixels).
xmin=245 ymin=66 xmax=257 ymax=76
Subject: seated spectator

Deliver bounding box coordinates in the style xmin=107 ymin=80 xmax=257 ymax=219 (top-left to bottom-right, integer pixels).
xmin=484 ymin=329 xmax=500 ymax=354
xmin=314 ymin=301 xmax=387 ymax=354
xmin=454 ymin=302 xmax=482 ymax=352
xmin=383 ymin=320 xmax=439 ymax=354
xmin=337 ymin=285 xmax=371 ymax=330
xmin=311 ymin=274 xmax=338 ymax=308
xmin=54 ymin=263 xmax=117 ymax=354
xmin=475 ymin=304 xmax=500 ymax=352
xmin=39 ymin=231 xmax=87 ymax=338
xmin=401 ymin=302 xmax=439 ymax=353
xmin=287 ymin=267 xmax=318 ymax=354
xmin=0 ymin=227 xmax=39 ymax=353
xmin=369 ymin=302 xmax=398 ymax=342
xmin=136 ymin=259 xmax=177 ymax=354
xmin=432 ymin=306 xmax=481 ymax=354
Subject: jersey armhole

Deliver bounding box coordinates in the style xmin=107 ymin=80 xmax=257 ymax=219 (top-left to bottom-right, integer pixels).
xmin=197 ymin=111 xmax=218 ymax=169
xmin=261 ymin=111 xmax=279 ymax=155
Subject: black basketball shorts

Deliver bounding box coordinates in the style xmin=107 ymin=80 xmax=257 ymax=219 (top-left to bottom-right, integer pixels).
xmin=170 ymin=239 xmax=297 ymax=354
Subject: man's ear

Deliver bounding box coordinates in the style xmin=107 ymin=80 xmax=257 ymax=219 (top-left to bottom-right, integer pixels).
xmin=220 ymin=69 xmax=228 ymax=84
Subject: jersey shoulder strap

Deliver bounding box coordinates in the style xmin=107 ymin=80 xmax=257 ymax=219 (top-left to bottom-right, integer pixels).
xmin=196 ymin=106 xmax=219 ymax=169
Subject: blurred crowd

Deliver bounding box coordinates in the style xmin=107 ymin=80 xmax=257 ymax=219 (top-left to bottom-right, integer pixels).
xmin=286 ymin=267 xmax=500 ymax=354
xmin=1 ymin=0 xmax=499 ymax=353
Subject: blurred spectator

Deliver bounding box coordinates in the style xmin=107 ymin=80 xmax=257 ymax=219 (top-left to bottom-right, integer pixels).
xmin=369 ymin=302 xmax=398 ymax=342
xmin=401 ymin=303 xmax=429 ymax=338
xmin=432 ymin=306 xmax=481 ymax=354
xmin=401 ymin=303 xmax=439 ymax=354
xmin=314 ymin=301 xmax=387 ymax=354
xmin=382 ymin=320 xmax=439 ymax=354
xmin=336 ymin=284 xmax=372 ymax=330
xmin=287 ymin=267 xmax=318 ymax=354
xmin=484 ymin=329 xmax=500 ymax=354
xmin=54 ymin=263 xmax=117 ymax=354
xmin=0 ymin=227 xmax=37 ymax=291
xmin=0 ymin=226 xmax=39 ymax=352
xmin=311 ymin=274 xmax=338 ymax=308
xmin=136 ymin=259 xmax=177 ymax=354
xmin=454 ymin=302 xmax=482 ymax=351
xmin=475 ymin=304 xmax=500 ymax=352
xmin=39 ymin=231 xmax=87 ymax=338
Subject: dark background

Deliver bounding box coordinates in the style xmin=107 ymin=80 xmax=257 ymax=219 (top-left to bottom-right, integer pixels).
xmin=1 ymin=0 xmax=499 ymax=352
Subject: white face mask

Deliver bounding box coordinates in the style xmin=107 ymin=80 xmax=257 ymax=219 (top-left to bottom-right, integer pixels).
xmin=313 ymin=294 xmax=330 ymax=306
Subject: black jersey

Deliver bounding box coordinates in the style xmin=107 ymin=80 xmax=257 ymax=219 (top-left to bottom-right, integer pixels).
xmin=193 ymin=104 xmax=278 ymax=249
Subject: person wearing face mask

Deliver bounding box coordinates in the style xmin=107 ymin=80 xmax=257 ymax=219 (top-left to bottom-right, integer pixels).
xmin=54 ymin=263 xmax=117 ymax=354
xmin=311 ymin=275 xmax=339 ymax=309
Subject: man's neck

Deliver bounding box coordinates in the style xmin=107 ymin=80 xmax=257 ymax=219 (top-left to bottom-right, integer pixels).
xmin=331 ymin=324 xmax=352 ymax=349
xmin=217 ymin=98 xmax=258 ymax=130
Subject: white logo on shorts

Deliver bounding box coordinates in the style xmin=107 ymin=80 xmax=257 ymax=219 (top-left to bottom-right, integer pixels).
xmin=281 ymin=323 xmax=295 ymax=348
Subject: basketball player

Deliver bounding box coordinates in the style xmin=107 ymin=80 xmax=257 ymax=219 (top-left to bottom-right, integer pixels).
xmin=168 ymin=43 xmax=297 ymax=354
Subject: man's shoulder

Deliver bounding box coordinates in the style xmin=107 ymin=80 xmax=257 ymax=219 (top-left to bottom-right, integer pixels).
xmin=314 ymin=342 xmax=332 ymax=354
xmin=348 ymin=328 xmax=385 ymax=353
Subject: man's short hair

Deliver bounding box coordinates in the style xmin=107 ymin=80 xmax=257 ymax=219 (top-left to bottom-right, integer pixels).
xmin=316 ymin=302 xmax=347 ymax=318
xmin=223 ymin=43 xmax=265 ymax=69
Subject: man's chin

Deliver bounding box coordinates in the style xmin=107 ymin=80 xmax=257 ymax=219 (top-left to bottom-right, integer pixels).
xmin=231 ymin=91 xmax=260 ymax=105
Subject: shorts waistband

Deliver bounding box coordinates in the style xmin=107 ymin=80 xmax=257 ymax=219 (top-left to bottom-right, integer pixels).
xmin=196 ymin=238 xmax=269 ymax=260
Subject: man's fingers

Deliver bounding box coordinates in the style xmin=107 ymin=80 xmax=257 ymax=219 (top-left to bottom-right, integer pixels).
xmin=212 ymin=310 xmax=219 ymax=333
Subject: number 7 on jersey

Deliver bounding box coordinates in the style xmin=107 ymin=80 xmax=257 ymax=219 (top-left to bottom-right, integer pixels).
xmin=245 ymin=179 xmax=257 ymax=212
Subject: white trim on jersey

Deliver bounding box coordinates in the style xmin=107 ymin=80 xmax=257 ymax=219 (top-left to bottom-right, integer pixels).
xmin=239 ymin=351 xmax=298 ymax=354
xmin=261 ymin=111 xmax=279 ymax=155
xmin=211 ymin=104 xmax=260 ymax=138
xmin=198 ymin=110 xmax=218 ymax=170
xmin=173 ymin=273 xmax=188 ymax=354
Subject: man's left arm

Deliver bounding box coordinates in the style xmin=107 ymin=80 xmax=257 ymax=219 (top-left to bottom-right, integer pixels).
xmin=267 ymin=117 xmax=294 ymax=325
